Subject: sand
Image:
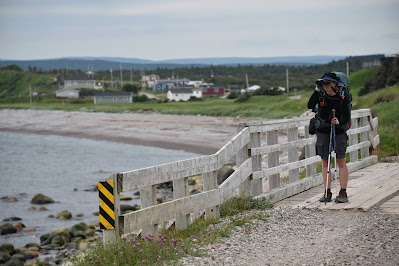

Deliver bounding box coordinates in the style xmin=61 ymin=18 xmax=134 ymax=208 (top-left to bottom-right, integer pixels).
xmin=0 ymin=109 xmax=246 ymax=155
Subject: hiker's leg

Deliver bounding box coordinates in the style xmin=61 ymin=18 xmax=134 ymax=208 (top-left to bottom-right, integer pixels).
xmin=337 ymin=158 xmax=348 ymax=189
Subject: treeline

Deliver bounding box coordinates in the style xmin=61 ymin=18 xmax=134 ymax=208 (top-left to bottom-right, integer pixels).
xmin=360 ymin=56 xmax=399 ymax=95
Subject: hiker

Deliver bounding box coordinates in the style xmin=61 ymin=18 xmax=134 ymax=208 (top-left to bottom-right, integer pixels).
xmin=308 ymin=72 xmax=350 ymax=203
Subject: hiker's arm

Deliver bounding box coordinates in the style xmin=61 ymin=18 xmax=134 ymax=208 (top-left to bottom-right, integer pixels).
xmin=307 ymin=90 xmax=319 ymax=109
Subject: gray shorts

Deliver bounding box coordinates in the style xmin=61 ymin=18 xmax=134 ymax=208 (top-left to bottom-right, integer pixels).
xmin=316 ymin=132 xmax=348 ymax=160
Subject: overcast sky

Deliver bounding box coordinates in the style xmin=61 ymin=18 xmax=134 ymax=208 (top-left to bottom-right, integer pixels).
xmin=0 ymin=0 xmax=398 ymax=60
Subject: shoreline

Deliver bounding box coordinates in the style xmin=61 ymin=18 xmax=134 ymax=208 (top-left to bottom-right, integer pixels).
xmin=0 ymin=109 xmax=242 ymax=155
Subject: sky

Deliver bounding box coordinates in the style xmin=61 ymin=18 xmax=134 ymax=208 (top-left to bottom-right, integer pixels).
xmin=0 ymin=0 xmax=398 ymax=61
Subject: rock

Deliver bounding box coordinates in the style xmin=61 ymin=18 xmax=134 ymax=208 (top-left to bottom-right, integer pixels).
xmin=30 ymin=194 xmax=55 ymax=205
xmin=47 ymin=214 xmax=55 ymax=218
xmin=70 ymin=222 xmax=89 ymax=236
xmin=40 ymin=233 xmax=50 ymax=243
xmin=6 ymin=197 xmax=18 ymax=202
xmin=64 ymin=242 xmax=78 ymax=250
xmin=157 ymin=197 xmax=163 ymax=204
xmin=0 ymin=243 xmax=15 ymax=255
xmin=27 ymin=206 xmax=37 ymax=211
xmin=217 ymin=165 xmax=235 ymax=185
xmin=24 ymin=243 xmax=40 ymax=249
xmin=0 ymin=251 xmax=11 ymax=264
xmin=3 ymin=217 xmax=21 ymax=222
xmin=19 ymin=250 xmax=39 ymax=260
xmin=11 ymin=254 xmax=26 ymax=262
xmin=133 ymin=190 xmax=140 ymax=196
xmin=120 ymin=194 xmax=132 ymax=201
xmin=23 ymin=227 xmax=36 ymax=232
xmin=51 ymin=235 xmax=67 ymax=246
xmin=188 ymin=179 xmax=196 ymax=186
xmin=38 ymin=207 xmax=48 ymax=211
xmin=76 ymin=212 xmax=84 ymax=217
xmin=3 ymin=259 xmax=24 ymax=266
xmin=92 ymin=211 xmax=99 ymax=216
xmin=1 ymin=223 xmax=17 ymax=235
xmin=73 ymin=188 xmax=78 ymax=192
xmin=12 ymin=223 xmax=25 ymax=231
xmin=56 ymin=210 xmax=72 ymax=220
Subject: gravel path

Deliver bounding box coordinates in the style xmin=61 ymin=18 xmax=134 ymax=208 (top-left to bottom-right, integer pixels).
xmin=180 ymin=207 xmax=399 ymax=265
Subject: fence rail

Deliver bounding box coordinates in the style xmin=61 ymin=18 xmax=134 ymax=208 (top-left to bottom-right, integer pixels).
xmin=100 ymin=108 xmax=380 ymax=243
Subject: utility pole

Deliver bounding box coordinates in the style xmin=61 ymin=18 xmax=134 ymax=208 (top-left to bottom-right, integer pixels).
xmin=286 ymin=68 xmax=289 ymax=94
xmin=346 ymin=61 xmax=349 ymax=77
xmin=120 ymin=63 xmax=123 ymax=88
xmin=110 ymin=69 xmax=113 ymax=88
xmin=29 ymin=84 xmax=32 ymax=104
xmin=245 ymin=73 xmax=249 ymax=89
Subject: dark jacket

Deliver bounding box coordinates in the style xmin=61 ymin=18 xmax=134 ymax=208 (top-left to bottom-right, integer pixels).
xmin=307 ymin=90 xmax=350 ymax=134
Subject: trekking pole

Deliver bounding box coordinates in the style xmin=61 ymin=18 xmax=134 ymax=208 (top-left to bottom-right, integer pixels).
xmin=325 ymin=110 xmax=334 ymax=205
xmin=332 ymin=110 xmax=338 ymax=199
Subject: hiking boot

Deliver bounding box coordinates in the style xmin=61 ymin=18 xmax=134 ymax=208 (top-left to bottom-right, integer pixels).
xmin=335 ymin=190 xmax=348 ymax=203
xmin=319 ymin=191 xmax=332 ymax=202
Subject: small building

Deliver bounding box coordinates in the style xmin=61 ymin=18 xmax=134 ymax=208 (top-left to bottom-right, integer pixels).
xmin=64 ymin=75 xmax=96 ymax=89
xmin=93 ymin=92 xmax=133 ymax=104
xmin=154 ymin=83 xmax=170 ymax=91
xmin=154 ymin=78 xmax=190 ymax=91
xmin=200 ymin=84 xmax=225 ymax=96
xmin=56 ymin=88 xmax=80 ymax=99
xmin=167 ymin=88 xmax=194 ymax=102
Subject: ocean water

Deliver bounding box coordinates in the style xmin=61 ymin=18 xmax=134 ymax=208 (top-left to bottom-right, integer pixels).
xmin=0 ymin=131 xmax=199 ymax=248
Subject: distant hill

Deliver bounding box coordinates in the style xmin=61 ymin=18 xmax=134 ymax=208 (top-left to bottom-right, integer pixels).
xmin=0 ymin=55 xmax=347 ymax=72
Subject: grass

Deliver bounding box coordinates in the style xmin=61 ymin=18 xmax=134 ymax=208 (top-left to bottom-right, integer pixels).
xmin=354 ymin=85 xmax=399 ymax=157
xmin=68 ymin=196 xmax=272 ymax=266
xmin=0 ymin=90 xmax=311 ymax=119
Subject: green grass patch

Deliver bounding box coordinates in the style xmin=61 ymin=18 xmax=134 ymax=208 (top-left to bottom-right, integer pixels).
xmin=69 ymin=196 xmax=272 ymax=265
xmin=354 ymin=85 xmax=399 ymax=157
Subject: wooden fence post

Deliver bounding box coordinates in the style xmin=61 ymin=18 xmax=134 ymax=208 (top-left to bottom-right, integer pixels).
xmin=288 ymin=127 xmax=299 ymax=183
xmin=349 ymin=118 xmax=359 ymax=162
xmin=360 ymin=116 xmax=369 ymax=159
xmin=140 ymin=185 xmax=158 ymax=235
xmin=173 ymin=177 xmax=190 ymax=230
xmin=267 ymin=130 xmax=280 ymax=189
xmin=237 ymin=124 xmax=251 ymax=197
xmin=103 ymin=173 xmax=121 ymax=244
xmin=250 ymin=132 xmax=263 ymax=196
xmin=304 ymin=126 xmax=316 ymax=177
xmin=203 ymin=171 xmax=220 ymax=220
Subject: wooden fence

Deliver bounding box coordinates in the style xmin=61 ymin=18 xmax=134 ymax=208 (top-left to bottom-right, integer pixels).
xmin=101 ymin=108 xmax=380 ymax=243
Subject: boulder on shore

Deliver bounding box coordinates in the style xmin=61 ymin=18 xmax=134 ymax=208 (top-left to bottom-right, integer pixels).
xmin=0 ymin=223 xmax=17 ymax=235
xmin=2 ymin=217 xmax=21 ymax=222
xmin=30 ymin=193 xmax=55 ymax=205
xmin=0 ymin=243 xmax=15 ymax=255
xmin=56 ymin=210 xmax=72 ymax=220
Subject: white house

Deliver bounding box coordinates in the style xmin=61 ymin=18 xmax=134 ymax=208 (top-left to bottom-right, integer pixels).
xmin=64 ymin=75 xmax=96 ymax=89
xmin=56 ymin=88 xmax=80 ymax=99
xmin=167 ymin=88 xmax=201 ymax=101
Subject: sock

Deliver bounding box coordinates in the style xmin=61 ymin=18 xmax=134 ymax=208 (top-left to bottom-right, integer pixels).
xmin=340 ymin=188 xmax=346 ymax=193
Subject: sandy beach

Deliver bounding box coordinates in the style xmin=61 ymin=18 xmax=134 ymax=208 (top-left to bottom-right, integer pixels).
xmin=0 ymin=109 xmax=245 ymax=155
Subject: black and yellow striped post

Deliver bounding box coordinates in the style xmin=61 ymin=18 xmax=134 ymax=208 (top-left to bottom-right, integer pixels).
xmin=98 ymin=181 xmax=115 ymax=230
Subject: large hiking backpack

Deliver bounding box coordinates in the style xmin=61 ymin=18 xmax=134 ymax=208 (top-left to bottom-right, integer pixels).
xmin=309 ymin=72 xmax=352 ymax=134
xmin=332 ymin=71 xmax=352 ymax=131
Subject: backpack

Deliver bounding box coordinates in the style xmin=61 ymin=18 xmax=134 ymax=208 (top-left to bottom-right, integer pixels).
xmin=332 ymin=71 xmax=352 ymax=131
xmin=309 ymin=72 xmax=352 ymax=134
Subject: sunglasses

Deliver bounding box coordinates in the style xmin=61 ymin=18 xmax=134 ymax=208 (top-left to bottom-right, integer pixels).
xmin=315 ymin=80 xmax=331 ymax=87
